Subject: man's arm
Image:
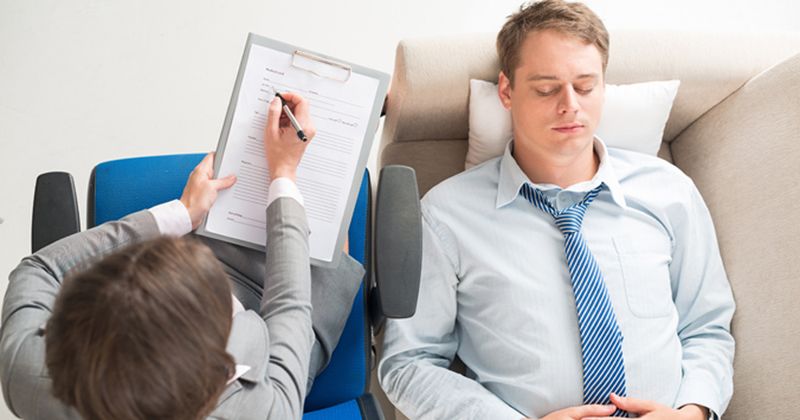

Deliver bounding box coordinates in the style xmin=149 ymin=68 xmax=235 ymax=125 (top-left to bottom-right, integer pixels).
xmin=669 ymin=182 xmax=735 ymax=418
xmin=0 ymin=210 xmax=161 ymax=418
xmin=379 ymin=208 xmax=524 ymax=420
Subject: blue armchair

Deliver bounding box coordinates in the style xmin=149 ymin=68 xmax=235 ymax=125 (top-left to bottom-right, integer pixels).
xmin=31 ymin=153 xmax=422 ymax=419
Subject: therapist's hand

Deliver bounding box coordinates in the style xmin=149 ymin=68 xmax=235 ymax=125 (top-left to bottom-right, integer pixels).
xmin=264 ymin=92 xmax=316 ymax=181
xmin=180 ymin=152 xmax=237 ymax=230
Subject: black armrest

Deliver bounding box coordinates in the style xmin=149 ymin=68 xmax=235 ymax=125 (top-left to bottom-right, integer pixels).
xmin=357 ymin=393 xmax=386 ymax=420
xmin=32 ymin=172 xmax=80 ymax=253
xmin=371 ymin=165 xmax=421 ymax=331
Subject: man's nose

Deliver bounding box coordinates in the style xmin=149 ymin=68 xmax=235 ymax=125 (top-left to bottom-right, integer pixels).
xmin=557 ymin=86 xmax=580 ymax=115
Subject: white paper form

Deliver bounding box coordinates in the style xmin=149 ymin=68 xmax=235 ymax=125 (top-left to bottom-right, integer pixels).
xmin=204 ymin=43 xmax=380 ymax=262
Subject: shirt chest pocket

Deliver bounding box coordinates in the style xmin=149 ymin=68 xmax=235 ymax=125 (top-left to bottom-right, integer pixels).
xmin=612 ymin=236 xmax=674 ymax=318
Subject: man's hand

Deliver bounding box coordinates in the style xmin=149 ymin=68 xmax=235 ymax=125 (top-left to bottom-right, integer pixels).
xmin=264 ymin=92 xmax=316 ymax=181
xmin=179 ymin=152 xmax=236 ymax=229
xmin=523 ymin=404 xmax=616 ymax=420
xmin=582 ymin=393 xmax=708 ymax=420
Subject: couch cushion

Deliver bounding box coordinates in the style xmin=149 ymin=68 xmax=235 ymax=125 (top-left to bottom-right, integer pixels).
xmin=671 ymin=53 xmax=800 ymax=420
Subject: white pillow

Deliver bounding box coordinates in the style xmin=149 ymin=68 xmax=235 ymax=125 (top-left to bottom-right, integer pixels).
xmin=466 ymin=79 xmax=680 ymax=169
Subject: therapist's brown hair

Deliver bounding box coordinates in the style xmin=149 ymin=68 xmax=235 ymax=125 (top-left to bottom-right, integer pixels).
xmin=45 ymin=236 xmax=234 ymax=420
xmin=497 ymin=0 xmax=610 ymax=85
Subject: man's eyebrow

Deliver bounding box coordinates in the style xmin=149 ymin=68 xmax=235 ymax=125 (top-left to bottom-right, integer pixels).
xmin=525 ymin=73 xmax=599 ymax=82
xmin=526 ymin=75 xmax=559 ymax=82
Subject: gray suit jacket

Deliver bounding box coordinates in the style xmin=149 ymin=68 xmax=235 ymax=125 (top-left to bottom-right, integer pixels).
xmin=0 ymin=198 xmax=364 ymax=419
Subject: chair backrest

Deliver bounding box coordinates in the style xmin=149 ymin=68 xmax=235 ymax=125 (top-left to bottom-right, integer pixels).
xmin=304 ymin=171 xmax=371 ymax=411
xmin=380 ymin=31 xmax=800 ymax=419
xmin=89 ymin=154 xmax=373 ymax=412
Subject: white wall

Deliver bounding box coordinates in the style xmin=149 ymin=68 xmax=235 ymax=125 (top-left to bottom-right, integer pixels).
xmin=0 ymin=1 xmax=798 ymax=419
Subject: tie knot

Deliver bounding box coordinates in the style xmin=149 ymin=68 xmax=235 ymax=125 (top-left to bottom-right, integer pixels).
xmin=520 ymin=183 xmax=603 ymax=236
xmin=553 ymin=206 xmax=587 ymax=235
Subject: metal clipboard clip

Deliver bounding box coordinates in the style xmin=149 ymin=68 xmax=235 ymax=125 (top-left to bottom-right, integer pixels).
xmin=291 ymin=50 xmax=352 ymax=83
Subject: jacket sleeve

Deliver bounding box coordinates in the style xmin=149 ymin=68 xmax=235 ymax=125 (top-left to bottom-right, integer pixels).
xmin=0 ymin=210 xmax=161 ymax=419
xmin=257 ymin=197 xmax=315 ymax=419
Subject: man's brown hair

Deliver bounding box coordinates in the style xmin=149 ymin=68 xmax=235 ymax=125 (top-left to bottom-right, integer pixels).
xmin=45 ymin=236 xmax=234 ymax=420
xmin=497 ymin=0 xmax=610 ymax=85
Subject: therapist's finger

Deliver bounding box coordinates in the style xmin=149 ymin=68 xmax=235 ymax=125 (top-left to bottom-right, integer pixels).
xmin=195 ymin=152 xmax=216 ymax=177
xmin=209 ymin=174 xmax=237 ymax=191
xmin=275 ymin=92 xmax=315 ymax=140
xmin=266 ymin=96 xmax=283 ymax=134
xmin=276 ymin=92 xmax=310 ymax=120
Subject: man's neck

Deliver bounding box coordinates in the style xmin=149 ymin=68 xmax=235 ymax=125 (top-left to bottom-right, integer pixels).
xmin=513 ymin=140 xmax=599 ymax=189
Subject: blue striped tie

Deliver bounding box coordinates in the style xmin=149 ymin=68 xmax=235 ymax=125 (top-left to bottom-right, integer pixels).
xmin=521 ymin=183 xmax=628 ymax=416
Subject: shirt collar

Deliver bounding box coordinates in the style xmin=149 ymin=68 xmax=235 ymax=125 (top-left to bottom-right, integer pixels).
xmin=495 ymin=137 xmax=627 ymax=209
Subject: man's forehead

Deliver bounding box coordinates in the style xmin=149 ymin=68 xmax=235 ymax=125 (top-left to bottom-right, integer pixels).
xmin=520 ymin=28 xmax=598 ymax=54
xmin=515 ymin=30 xmax=603 ymax=81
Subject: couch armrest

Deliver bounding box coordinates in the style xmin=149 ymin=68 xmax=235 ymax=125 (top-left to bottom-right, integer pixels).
xmin=371 ymin=165 xmax=422 ymax=331
xmin=670 ymin=52 xmax=800 ymax=420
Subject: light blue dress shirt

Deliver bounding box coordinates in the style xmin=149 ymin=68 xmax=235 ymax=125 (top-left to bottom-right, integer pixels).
xmin=379 ymin=139 xmax=735 ymax=420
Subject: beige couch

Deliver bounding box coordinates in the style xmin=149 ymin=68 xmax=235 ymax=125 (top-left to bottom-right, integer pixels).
xmin=375 ymin=31 xmax=800 ymax=419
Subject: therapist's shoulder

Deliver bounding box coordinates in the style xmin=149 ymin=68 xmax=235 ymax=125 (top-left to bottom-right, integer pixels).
xmin=421 ymin=156 xmax=502 ymax=214
xmin=1 ymin=350 xmax=81 ymax=420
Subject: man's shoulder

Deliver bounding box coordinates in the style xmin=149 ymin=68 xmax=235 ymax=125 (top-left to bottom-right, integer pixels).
xmin=608 ymin=147 xmax=694 ymax=189
xmin=608 ymin=147 xmax=702 ymax=212
xmin=421 ymin=157 xmax=502 ymax=213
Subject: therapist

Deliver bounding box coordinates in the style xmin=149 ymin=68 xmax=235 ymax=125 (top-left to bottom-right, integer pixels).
xmin=0 ymin=93 xmax=364 ymax=420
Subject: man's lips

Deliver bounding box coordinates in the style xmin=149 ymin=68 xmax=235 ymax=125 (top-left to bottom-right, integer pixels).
xmin=552 ymin=123 xmax=584 ymax=133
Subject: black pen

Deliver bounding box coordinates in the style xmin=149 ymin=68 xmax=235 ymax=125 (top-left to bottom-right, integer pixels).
xmin=275 ymin=92 xmax=308 ymax=142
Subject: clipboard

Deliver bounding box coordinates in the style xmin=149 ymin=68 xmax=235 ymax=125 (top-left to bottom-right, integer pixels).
xmin=196 ymin=33 xmax=390 ymax=268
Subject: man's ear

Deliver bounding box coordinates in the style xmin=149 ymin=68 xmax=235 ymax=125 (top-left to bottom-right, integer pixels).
xmin=498 ymin=71 xmax=513 ymax=110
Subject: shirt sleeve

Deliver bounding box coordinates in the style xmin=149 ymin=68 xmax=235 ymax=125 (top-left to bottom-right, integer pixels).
xmin=378 ymin=205 xmax=525 ymax=420
xmin=149 ymin=200 xmax=192 ymax=237
xmin=669 ymin=181 xmax=736 ymax=417
xmin=267 ymin=177 xmax=304 ymax=208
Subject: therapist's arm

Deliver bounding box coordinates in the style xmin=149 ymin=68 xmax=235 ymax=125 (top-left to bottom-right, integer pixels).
xmin=0 ymin=152 xmax=234 ymax=418
xmin=0 ymin=210 xmax=162 ymax=418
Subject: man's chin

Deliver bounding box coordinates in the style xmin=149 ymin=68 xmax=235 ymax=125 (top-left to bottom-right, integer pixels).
xmin=514 ymin=132 xmax=595 ymax=158
xmin=551 ymin=133 xmax=595 ymax=154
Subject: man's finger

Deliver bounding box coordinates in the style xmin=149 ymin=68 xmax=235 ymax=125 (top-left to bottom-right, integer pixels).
xmin=210 ymin=174 xmax=237 ymax=191
xmin=570 ymin=404 xmax=616 ymax=418
xmin=609 ymin=393 xmax=655 ymax=414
